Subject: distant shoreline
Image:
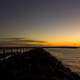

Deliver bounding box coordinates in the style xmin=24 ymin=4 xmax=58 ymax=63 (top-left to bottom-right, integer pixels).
xmin=0 ymin=46 xmax=79 ymax=49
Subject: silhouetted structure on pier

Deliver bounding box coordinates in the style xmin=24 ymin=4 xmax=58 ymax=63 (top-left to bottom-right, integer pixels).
xmin=0 ymin=48 xmax=80 ymax=80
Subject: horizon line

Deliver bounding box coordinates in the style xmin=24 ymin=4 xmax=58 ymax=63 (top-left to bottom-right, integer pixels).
xmin=0 ymin=46 xmax=79 ymax=49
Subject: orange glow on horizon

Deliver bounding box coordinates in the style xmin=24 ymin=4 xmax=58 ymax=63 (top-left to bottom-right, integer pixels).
xmin=47 ymin=41 xmax=80 ymax=47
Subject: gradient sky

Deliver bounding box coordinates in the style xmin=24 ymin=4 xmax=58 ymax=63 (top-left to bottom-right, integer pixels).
xmin=1 ymin=0 xmax=80 ymax=45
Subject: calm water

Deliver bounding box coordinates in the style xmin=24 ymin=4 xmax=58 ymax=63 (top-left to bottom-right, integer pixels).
xmin=45 ymin=48 xmax=80 ymax=73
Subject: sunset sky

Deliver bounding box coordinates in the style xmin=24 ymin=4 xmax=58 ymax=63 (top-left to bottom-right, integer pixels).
xmin=1 ymin=0 xmax=80 ymax=46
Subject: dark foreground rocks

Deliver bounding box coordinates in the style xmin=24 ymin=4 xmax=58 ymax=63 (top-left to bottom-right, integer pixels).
xmin=0 ymin=48 xmax=80 ymax=80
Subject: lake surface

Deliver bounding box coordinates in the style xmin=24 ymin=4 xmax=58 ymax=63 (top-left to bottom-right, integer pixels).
xmin=45 ymin=48 xmax=80 ymax=74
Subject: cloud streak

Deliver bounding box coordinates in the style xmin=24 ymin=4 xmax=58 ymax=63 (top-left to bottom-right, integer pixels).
xmin=0 ymin=38 xmax=48 ymax=47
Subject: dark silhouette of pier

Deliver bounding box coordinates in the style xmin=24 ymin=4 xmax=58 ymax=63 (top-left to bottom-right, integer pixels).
xmin=0 ymin=47 xmax=28 ymax=54
xmin=0 ymin=46 xmax=78 ymax=54
xmin=0 ymin=48 xmax=80 ymax=80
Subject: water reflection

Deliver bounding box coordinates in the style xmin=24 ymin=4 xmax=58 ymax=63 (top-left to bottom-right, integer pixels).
xmin=46 ymin=48 xmax=80 ymax=73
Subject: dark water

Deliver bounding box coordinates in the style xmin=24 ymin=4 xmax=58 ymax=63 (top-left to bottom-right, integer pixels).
xmin=45 ymin=48 xmax=80 ymax=74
